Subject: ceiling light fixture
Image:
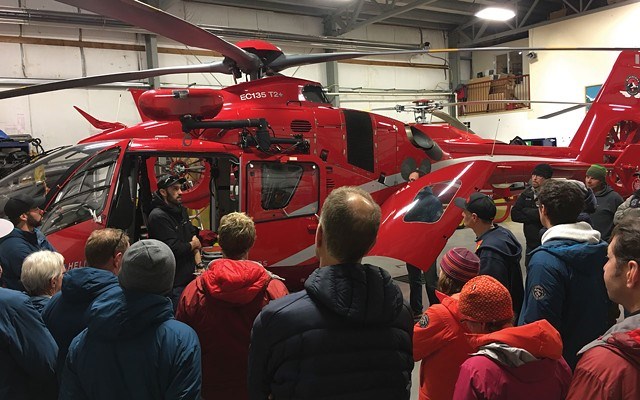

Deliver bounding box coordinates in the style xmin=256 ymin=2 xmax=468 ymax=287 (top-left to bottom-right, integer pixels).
xmin=475 ymin=7 xmax=516 ymax=21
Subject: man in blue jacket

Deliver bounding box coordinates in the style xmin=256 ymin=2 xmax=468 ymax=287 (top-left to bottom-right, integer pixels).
xmin=60 ymin=239 xmax=202 ymax=400
xmin=519 ymin=179 xmax=613 ymax=369
xmin=455 ymin=192 xmax=523 ymax=319
xmin=42 ymin=228 xmax=128 ymax=373
xmin=0 ymin=254 xmax=58 ymax=399
xmin=248 ymin=186 xmax=413 ymax=400
xmin=0 ymin=194 xmax=55 ymax=290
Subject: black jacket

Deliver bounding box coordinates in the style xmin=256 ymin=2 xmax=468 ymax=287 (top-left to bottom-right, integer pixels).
xmin=147 ymin=193 xmax=198 ymax=288
xmin=476 ymin=225 xmax=524 ymax=318
xmin=511 ymin=186 xmax=543 ymax=251
xmin=248 ymin=263 xmax=414 ymax=400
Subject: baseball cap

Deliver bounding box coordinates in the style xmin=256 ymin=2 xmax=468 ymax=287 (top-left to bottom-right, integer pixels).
xmin=157 ymin=174 xmax=186 ymax=190
xmin=4 ymin=194 xmax=45 ymax=221
xmin=454 ymin=192 xmax=497 ymax=221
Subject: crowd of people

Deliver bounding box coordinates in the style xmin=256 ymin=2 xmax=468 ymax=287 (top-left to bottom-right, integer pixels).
xmin=0 ymin=165 xmax=638 ymax=399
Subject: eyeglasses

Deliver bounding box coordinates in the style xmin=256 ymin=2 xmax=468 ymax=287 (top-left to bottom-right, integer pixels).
xmin=111 ymin=229 xmax=126 ymax=258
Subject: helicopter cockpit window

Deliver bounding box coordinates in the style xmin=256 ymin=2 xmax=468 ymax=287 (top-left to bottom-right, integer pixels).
xmin=41 ymin=149 xmax=120 ymax=235
xmin=247 ymin=161 xmax=320 ymax=222
xmin=403 ymin=180 xmax=461 ymax=224
xmin=301 ymin=85 xmax=330 ymax=104
xmin=0 ymin=142 xmax=114 ymax=219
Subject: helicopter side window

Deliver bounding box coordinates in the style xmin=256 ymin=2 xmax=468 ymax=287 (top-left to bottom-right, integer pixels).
xmin=247 ymin=161 xmax=319 ymax=222
xmin=403 ymin=180 xmax=461 ymax=224
xmin=301 ymin=85 xmax=330 ymax=104
xmin=41 ymin=149 xmax=120 ymax=235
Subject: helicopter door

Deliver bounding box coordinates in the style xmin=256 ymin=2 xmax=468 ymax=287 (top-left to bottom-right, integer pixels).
xmin=369 ymin=160 xmax=497 ymax=272
xmin=244 ymin=158 xmax=320 ymax=279
xmin=41 ymin=140 xmax=129 ymax=269
xmin=343 ymin=109 xmax=375 ymax=174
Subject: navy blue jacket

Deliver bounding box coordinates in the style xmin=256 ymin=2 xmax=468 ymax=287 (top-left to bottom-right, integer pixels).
xmin=0 ymin=228 xmax=55 ymax=291
xmin=518 ymin=227 xmax=611 ymax=369
xmin=476 ymin=225 xmax=524 ymax=318
xmin=248 ymin=263 xmax=414 ymax=400
xmin=0 ymin=288 xmax=58 ymax=400
xmin=60 ymin=288 xmax=202 ymax=400
xmin=42 ymin=267 xmax=118 ymax=372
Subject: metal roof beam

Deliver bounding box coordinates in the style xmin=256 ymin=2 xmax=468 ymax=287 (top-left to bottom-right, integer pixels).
xmin=338 ymin=0 xmax=439 ymax=35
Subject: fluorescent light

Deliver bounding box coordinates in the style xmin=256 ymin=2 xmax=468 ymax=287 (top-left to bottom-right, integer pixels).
xmin=475 ymin=7 xmax=516 ymax=21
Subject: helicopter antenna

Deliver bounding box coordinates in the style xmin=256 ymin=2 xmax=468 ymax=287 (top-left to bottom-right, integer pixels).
xmin=491 ymin=118 xmax=501 ymax=157
xmin=116 ymin=93 xmax=122 ymax=122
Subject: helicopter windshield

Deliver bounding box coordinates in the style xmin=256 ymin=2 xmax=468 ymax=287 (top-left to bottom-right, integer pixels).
xmin=0 ymin=141 xmax=119 ymax=219
xmin=301 ymin=85 xmax=330 ymax=104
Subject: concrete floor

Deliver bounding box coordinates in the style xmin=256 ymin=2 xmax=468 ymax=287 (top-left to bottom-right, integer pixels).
xmin=364 ymin=219 xmax=527 ymax=400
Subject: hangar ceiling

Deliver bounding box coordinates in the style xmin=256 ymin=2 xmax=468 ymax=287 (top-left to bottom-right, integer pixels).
xmin=192 ymin=0 xmax=628 ymax=46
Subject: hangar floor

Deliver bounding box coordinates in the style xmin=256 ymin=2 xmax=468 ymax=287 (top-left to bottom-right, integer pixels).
xmin=364 ymin=219 xmax=527 ymax=400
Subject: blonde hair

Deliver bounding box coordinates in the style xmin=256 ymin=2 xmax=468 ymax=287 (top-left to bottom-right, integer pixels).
xmin=21 ymin=250 xmax=65 ymax=296
xmin=218 ymin=212 xmax=256 ymax=259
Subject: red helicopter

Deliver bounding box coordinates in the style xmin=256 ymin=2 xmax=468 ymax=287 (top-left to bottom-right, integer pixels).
xmin=1 ymin=0 xmax=639 ymax=288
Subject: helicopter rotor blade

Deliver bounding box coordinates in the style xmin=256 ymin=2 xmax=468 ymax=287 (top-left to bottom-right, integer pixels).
xmin=57 ymin=0 xmax=261 ymax=73
xmin=268 ymin=48 xmax=428 ymax=73
xmin=538 ymin=104 xmax=587 ymax=119
xmin=0 ymin=62 xmax=231 ymax=100
xmin=431 ymin=110 xmax=477 ymax=135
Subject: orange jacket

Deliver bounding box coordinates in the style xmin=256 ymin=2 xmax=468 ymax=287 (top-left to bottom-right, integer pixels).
xmin=413 ymin=293 xmax=473 ymax=400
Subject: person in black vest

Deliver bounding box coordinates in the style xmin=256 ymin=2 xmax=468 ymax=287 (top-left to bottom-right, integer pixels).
xmin=511 ymin=163 xmax=552 ymax=266
xmin=148 ymin=174 xmax=201 ymax=309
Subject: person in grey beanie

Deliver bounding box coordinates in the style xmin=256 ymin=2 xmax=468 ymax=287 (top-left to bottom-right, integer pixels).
xmin=60 ymin=239 xmax=202 ymax=400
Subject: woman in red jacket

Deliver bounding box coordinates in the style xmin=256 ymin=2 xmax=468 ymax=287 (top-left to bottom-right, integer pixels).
xmin=413 ymin=247 xmax=480 ymax=400
xmin=452 ymin=275 xmax=571 ymax=400
xmin=176 ymin=212 xmax=288 ymax=400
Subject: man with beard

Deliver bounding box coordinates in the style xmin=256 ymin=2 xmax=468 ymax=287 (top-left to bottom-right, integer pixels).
xmin=148 ymin=174 xmax=201 ymax=308
xmin=0 ymin=194 xmax=55 ymax=290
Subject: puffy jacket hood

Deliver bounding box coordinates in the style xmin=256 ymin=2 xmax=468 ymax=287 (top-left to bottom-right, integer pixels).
xmin=305 ymin=263 xmax=404 ymax=324
xmin=477 ymin=225 xmax=522 ymax=260
xmin=541 ymin=221 xmax=601 ymax=245
xmin=60 ymin=267 xmax=118 ymax=303
xmin=200 ymin=259 xmax=271 ymax=305
xmin=469 ymin=319 xmax=563 ymax=361
xmin=87 ymin=287 xmax=173 ymax=340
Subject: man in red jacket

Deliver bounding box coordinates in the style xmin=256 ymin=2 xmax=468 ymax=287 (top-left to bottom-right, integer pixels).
xmin=176 ymin=212 xmax=288 ymax=400
xmin=567 ymin=217 xmax=640 ymax=400
xmin=452 ymin=275 xmax=571 ymax=400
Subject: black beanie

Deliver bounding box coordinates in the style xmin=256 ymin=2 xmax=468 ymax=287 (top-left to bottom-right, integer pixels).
xmin=532 ymin=163 xmax=553 ymax=179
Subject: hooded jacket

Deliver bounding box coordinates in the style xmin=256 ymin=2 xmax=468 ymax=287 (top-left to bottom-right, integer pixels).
xmin=248 ymin=263 xmax=414 ymax=400
xmin=453 ymin=320 xmax=572 ymax=400
xmin=148 ymin=192 xmax=198 ymax=288
xmin=60 ymin=287 xmax=202 ymax=400
xmin=42 ymin=267 xmax=119 ymax=372
xmin=413 ymin=292 xmax=474 ymax=400
xmin=0 ymin=288 xmax=58 ymax=400
xmin=176 ymin=259 xmax=288 ymax=400
xmin=0 ymin=227 xmax=55 ymax=291
xmin=591 ymin=184 xmax=623 ymax=242
xmin=475 ymin=225 xmax=524 ymax=317
xmin=518 ymin=222 xmax=612 ymax=369
xmin=567 ymin=313 xmax=640 ymax=400
xmin=613 ymin=188 xmax=640 ymax=225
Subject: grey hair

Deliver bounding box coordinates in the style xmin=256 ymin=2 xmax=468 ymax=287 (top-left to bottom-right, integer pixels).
xmin=21 ymin=250 xmax=65 ymax=296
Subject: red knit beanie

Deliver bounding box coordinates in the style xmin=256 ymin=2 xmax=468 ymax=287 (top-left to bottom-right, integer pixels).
xmin=439 ymin=247 xmax=480 ymax=283
xmin=459 ymin=275 xmax=514 ymax=323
